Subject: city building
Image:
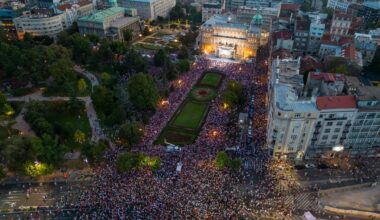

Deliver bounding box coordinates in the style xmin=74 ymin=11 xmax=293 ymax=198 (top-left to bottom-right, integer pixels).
xmin=196 ymin=12 xmax=269 ymax=60
xmin=360 ymin=1 xmax=380 ymax=23
xmin=202 ymin=1 xmax=224 ymax=22
xmin=354 ymin=33 xmax=377 ymax=66
xmin=319 ymin=34 xmax=352 ymax=60
xmin=271 ymin=29 xmax=293 ymax=50
xmin=307 ymin=95 xmax=357 ymax=158
xmin=293 ymin=18 xmax=310 ymax=52
xmin=307 ymin=16 xmax=325 ymax=54
xmin=345 ymin=76 xmax=380 ymax=156
xmin=268 ymin=57 xmax=380 ymax=160
xmin=267 ymin=57 xmax=319 ymax=160
xmin=0 ymin=5 xmax=22 ymax=39
xmin=13 ymin=8 xmax=70 ymax=38
xmin=77 ymin=7 xmax=141 ymax=41
xmin=236 ymin=6 xmax=279 ymax=31
xmin=369 ymin=28 xmax=380 ymax=46
xmin=119 ymin=0 xmax=176 ymax=20
xmin=326 ymin=0 xmax=351 ymax=12
xmin=228 ymin=0 xmax=274 ymax=9
xmin=330 ymin=12 xmax=352 ymax=36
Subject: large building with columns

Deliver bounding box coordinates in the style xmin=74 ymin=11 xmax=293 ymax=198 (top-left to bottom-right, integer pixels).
xmin=196 ymin=10 xmax=269 ymax=60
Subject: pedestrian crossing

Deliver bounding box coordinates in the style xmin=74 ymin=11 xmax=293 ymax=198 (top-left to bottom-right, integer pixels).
xmin=284 ymin=192 xmax=321 ymax=212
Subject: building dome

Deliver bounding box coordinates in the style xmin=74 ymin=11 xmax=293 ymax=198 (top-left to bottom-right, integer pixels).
xmin=252 ymin=14 xmax=262 ymax=24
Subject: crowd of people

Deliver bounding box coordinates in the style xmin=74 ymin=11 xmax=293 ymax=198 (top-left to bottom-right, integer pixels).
xmin=71 ymin=46 xmax=310 ymax=219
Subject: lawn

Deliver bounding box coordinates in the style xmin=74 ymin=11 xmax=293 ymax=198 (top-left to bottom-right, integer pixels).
xmin=172 ymin=101 xmax=208 ymax=129
xmin=155 ymin=72 xmax=224 ymax=145
xmin=199 ymin=72 xmax=222 ymax=87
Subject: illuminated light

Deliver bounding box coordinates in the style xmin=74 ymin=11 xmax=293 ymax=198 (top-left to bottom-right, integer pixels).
xmin=332 ymin=145 xmax=344 ymax=152
xmin=174 ymin=39 xmax=178 ymax=42
xmin=223 ymin=103 xmax=229 ymax=109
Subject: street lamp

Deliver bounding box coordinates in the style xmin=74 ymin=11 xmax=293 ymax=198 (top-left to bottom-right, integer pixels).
xmin=332 ymin=145 xmax=344 ymax=152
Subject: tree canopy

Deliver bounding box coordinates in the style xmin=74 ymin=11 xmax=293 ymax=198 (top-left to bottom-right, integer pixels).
xmin=127 ymin=73 xmax=160 ymax=111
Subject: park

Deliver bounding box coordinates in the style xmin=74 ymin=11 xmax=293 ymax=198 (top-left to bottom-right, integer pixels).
xmin=156 ymin=72 xmax=223 ymax=145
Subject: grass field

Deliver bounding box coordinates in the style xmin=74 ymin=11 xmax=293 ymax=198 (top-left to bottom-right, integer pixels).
xmin=200 ymin=72 xmax=222 ymax=87
xmin=155 ymin=72 xmax=224 ymax=145
xmin=172 ymin=101 xmax=208 ymax=129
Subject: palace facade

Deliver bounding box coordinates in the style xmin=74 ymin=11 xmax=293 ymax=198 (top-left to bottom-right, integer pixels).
xmin=196 ymin=10 xmax=269 ymax=60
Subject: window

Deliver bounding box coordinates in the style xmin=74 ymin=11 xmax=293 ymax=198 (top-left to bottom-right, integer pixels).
xmin=324 ymin=129 xmax=331 ymax=133
xmin=332 ymin=135 xmax=338 ymax=139
xmin=327 ymin=122 xmax=333 ymax=126
xmin=291 ymin=135 xmax=297 ymax=140
xmin=322 ymin=135 xmax=328 ymax=140
xmin=334 ymin=128 xmax=340 ymax=133
xmin=288 ymin=147 xmax=294 ymax=151
xmin=337 ymin=121 xmax=343 ymax=126
xmin=294 ymin=113 xmax=301 ymax=118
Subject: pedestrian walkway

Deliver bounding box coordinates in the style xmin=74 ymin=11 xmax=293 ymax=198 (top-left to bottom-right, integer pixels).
xmin=7 ymin=77 xmax=104 ymax=143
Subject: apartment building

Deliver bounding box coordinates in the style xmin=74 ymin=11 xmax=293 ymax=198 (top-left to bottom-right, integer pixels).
xmin=330 ymin=12 xmax=352 ymax=36
xmin=268 ymin=57 xmax=380 ymax=160
xmin=120 ymin=0 xmax=176 ymax=20
xmin=202 ymin=1 xmax=224 ymax=22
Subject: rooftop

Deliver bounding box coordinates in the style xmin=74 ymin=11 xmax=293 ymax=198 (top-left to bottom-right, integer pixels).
xmin=310 ymin=72 xmax=345 ymax=82
xmin=271 ymin=48 xmax=293 ymax=59
xmin=346 ymin=76 xmax=380 ymax=101
xmin=363 ymin=1 xmax=380 ymax=10
xmin=271 ymin=29 xmax=292 ymax=41
xmin=280 ymin=3 xmax=300 ymax=11
xmin=275 ymin=83 xmax=317 ymax=112
xmin=110 ymin=16 xmax=139 ymax=28
xmin=78 ymin=7 xmax=125 ymax=23
xmin=203 ymin=2 xmax=222 ymax=9
xmin=321 ymin=34 xmax=352 ymax=46
xmin=300 ymin=56 xmax=322 ymax=73
xmin=316 ymin=96 xmax=357 ymax=110
xmin=295 ymin=19 xmax=310 ymax=31
xmin=333 ymin=12 xmax=353 ymax=21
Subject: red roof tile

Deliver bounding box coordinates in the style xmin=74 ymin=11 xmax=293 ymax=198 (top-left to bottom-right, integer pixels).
xmin=310 ymin=72 xmax=345 ymax=82
xmin=300 ymin=56 xmax=322 ymax=72
xmin=58 ymin=3 xmax=72 ymax=11
xmin=280 ymin=3 xmax=301 ymax=11
xmin=316 ymin=96 xmax=357 ymax=110
xmin=321 ymin=34 xmax=353 ymax=46
xmin=272 ymin=29 xmax=292 ymax=42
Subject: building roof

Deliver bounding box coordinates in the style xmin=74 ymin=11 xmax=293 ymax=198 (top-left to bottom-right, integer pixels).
xmin=272 ymin=48 xmax=293 ymax=59
xmin=203 ymin=2 xmax=221 ymax=9
xmin=346 ymin=76 xmax=380 ymax=101
xmin=310 ymin=72 xmax=345 ymax=82
xmin=363 ymin=1 xmax=380 ymax=10
xmin=280 ymin=3 xmax=300 ymax=11
xmin=316 ymin=96 xmax=357 ymax=110
xmin=300 ymin=56 xmax=322 ymax=73
xmin=57 ymin=3 xmax=71 ymax=11
xmin=295 ymin=19 xmax=310 ymax=31
xmin=110 ymin=16 xmax=139 ymax=28
xmin=333 ymin=12 xmax=353 ymax=21
xmin=77 ymin=0 xmax=92 ymax=6
xmin=321 ymin=34 xmax=352 ymax=46
xmin=78 ymin=7 xmax=125 ymax=23
xmin=272 ymin=29 xmax=292 ymax=42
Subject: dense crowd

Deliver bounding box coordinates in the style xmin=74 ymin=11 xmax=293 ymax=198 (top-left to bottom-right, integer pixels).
xmin=73 ymin=46 xmax=307 ymax=219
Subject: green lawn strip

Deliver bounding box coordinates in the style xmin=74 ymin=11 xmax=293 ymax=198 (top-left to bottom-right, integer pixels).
xmin=171 ymin=101 xmax=208 ymax=130
xmin=155 ymin=72 xmax=224 ymax=145
xmin=199 ymin=72 xmax=222 ymax=87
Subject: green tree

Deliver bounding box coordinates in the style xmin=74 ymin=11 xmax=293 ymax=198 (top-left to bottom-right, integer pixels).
xmin=0 ymin=92 xmax=7 ymax=112
xmin=123 ymin=29 xmax=133 ymax=43
xmin=143 ymin=26 xmax=151 ymax=36
xmin=177 ymin=59 xmax=190 ymax=73
xmin=154 ymin=49 xmax=168 ymax=67
xmin=229 ymin=159 xmax=242 ymax=171
xmin=178 ymin=46 xmax=190 ymax=59
xmin=23 ymin=161 xmax=53 ymax=177
xmin=222 ymin=90 xmax=239 ymax=107
xmin=215 ymin=151 xmax=229 ymax=169
xmin=116 ymin=152 xmax=144 ymax=173
xmin=368 ymin=47 xmax=380 ymax=73
xmin=77 ymin=78 xmax=88 ymax=95
xmin=118 ymin=121 xmax=144 ymax=146
xmin=91 ymin=85 xmax=115 ymax=115
xmin=74 ymin=130 xmax=86 ymax=144
xmin=127 ymin=73 xmax=160 ymax=111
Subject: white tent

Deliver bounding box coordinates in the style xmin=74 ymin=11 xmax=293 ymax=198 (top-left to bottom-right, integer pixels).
xmin=176 ymin=162 xmax=183 ymax=173
xmin=302 ymin=211 xmax=316 ymax=220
